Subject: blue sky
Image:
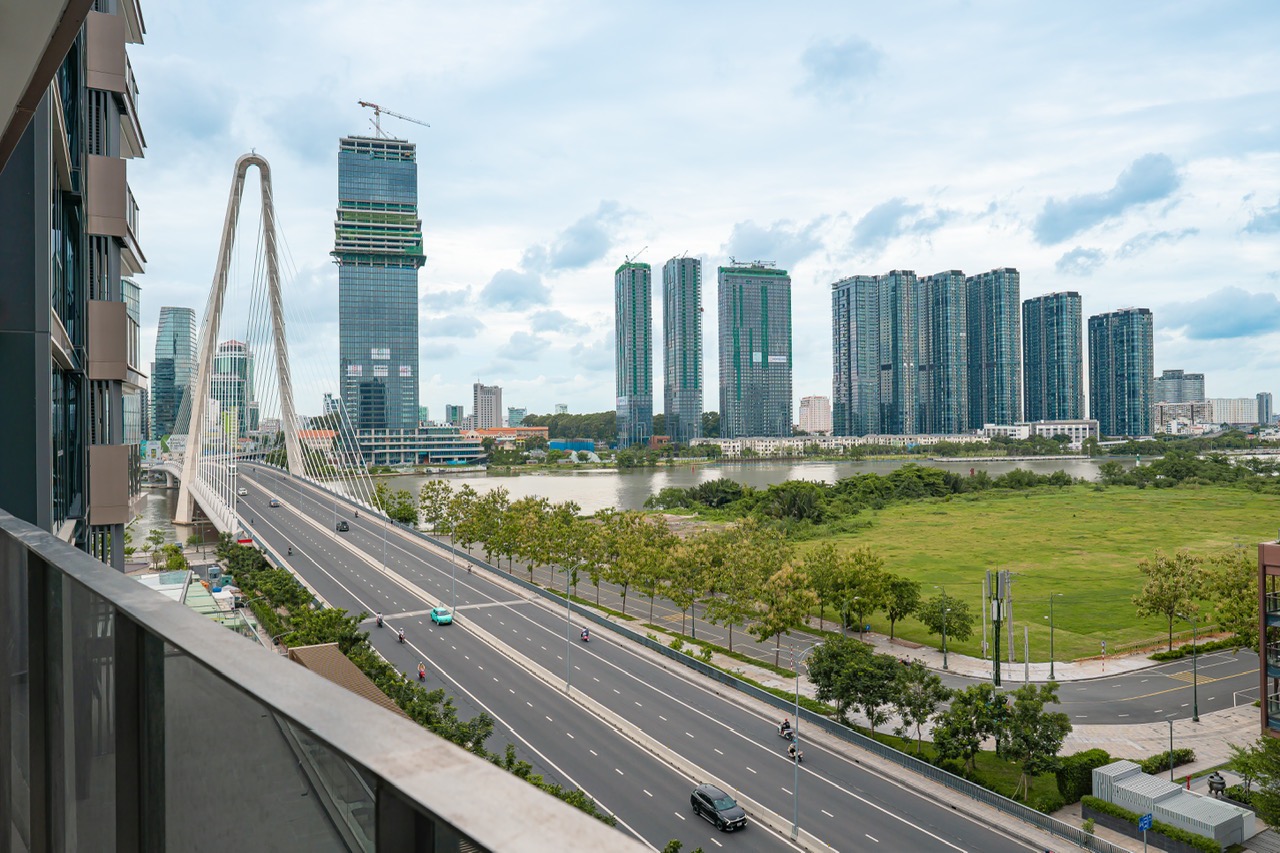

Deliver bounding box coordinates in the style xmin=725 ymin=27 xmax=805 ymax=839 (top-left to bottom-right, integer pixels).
xmin=131 ymin=1 xmax=1280 ymax=421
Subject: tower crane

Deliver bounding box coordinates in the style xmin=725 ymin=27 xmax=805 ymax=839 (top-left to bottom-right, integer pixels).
xmin=357 ymin=101 xmax=431 ymax=138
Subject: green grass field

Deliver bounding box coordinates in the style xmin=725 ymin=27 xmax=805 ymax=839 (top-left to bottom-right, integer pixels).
xmin=807 ymin=484 xmax=1279 ymax=661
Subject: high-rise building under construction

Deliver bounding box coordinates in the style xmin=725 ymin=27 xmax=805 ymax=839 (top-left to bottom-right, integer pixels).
xmin=333 ymin=136 xmax=425 ymax=431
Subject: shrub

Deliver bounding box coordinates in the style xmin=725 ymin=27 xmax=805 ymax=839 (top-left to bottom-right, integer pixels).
xmin=1150 ymin=637 xmax=1244 ymax=661
xmin=669 ymin=636 xmax=685 ymax=653
xmin=1081 ymin=797 xmax=1219 ymax=853
xmin=1032 ymin=792 xmax=1065 ymax=814
xmin=1136 ymin=747 xmax=1195 ymax=775
xmin=1225 ymin=784 xmax=1255 ymax=806
xmin=1081 ymin=817 xmax=1095 ymax=836
xmin=1056 ymin=748 xmax=1112 ymax=804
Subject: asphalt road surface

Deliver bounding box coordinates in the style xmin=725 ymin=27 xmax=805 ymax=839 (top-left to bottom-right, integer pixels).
xmin=235 ymin=465 xmax=1035 ymax=853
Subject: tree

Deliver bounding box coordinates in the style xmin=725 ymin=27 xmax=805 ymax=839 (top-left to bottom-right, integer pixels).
xmin=473 ymin=487 xmax=510 ymax=563
xmin=1098 ymin=461 xmax=1126 ymax=485
xmin=703 ymin=520 xmax=786 ymax=651
xmin=802 ymin=543 xmax=840 ymax=631
xmin=601 ymin=511 xmax=644 ymax=615
xmin=882 ymin=574 xmax=922 ymax=640
xmin=893 ymin=661 xmax=951 ymax=755
xmin=701 ymin=410 xmax=720 ymax=438
xmin=1205 ymin=548 xmax=1257 ymax=649
xmin=668 ymin=531 xmax=718 ymax=635
xmin=750 ymin=565 xmax=818 ymax=667
xmin=999 ymin=683 xmax=1072 ymax=801
xmin=932 ymin=683 xmax=1001 ymax=771
xmin=145 ymin=529 xmax=166 ymax=569
xmin=808 ymin=636 xmax=896 ymax=732
xmin=448 ymin=485 xmax=481 ymax=554
xmin=1132 ymin=549 xmax=1204 ymax=650
xmin=832 ymin=547 xmax=887 ymax=635
xmin=635 ymin=519 xmax=676 ymax=624
xmin=419 ymin=480 xmax=454 ymax=533
xmin=916 ymin=594 xmax=976 ymax=651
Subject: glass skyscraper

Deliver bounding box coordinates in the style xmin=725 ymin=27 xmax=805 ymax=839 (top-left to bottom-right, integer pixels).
xmin=718 ymin=262 xmax=792 ymax=438
xmin=662 ymin=257 xmax=702 ymax=444
xmin=1089 ymin=307 xmax=1154 ymax=437
xmin=152 ymin=305 xmax=196 ymax=438
xmin=1022 ymin=291 xmax=1083 ymax=421
xmin=333 ymin=136 xmax=424 ymax=431
xmin=1153 ymin=369 xmax=1205 ymax=403
xmin=966 ymin=268 xmax=1022 ymax=428
xmin=831 ymin=275 xmax=881 ymax=436
xmin=615 ymin=262 xmax=653 ymax=448
xmin=916 ymin=271 xmax=968 ymax=434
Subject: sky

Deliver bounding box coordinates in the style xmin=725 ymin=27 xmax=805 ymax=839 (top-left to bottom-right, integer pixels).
xmin=130 ymin=1 xmax=1280 ymax=422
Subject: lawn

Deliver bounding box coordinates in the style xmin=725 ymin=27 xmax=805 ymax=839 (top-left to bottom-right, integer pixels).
xmin=806 ymin=483 xmax=1279 ymax=662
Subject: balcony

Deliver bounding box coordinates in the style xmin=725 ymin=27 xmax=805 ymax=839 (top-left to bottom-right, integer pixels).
xmin=0 ymin=508 xmax=625 ymax=851
xmin=1267 ymin=591 xmax=1280 ymax=628
xmin=120 ymin=55 xmax=145 ymax=159
xmin=1269 ymin=692 xmax=1280 ymax=733
xmin=85 ymin=155 xmax=146 ymax=275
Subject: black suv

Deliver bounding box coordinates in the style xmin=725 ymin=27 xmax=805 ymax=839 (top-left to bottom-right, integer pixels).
xmin=336 ymin=520 xmax=350 ymax=532
xmin=690 ymin=783 xmax=746 ymax=831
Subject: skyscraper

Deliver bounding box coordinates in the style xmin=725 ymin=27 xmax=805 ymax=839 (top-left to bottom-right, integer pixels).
xmin=718 ymin=262 xmax=792 ymax=438
xmin=831 ymin=275 xmax=881 ymax=436
xmin=966 ymin=268 xmax=1022 ymax=428
xmin=1088 ymin=307 xmax=1154 ymax=437
xmin=507 ymin=407 xmax=527 ymax=427
xmin=615 ymin=262 xmax=653 ymax=448
xmin=877 ymin=270 xmax=919 ymax=435
xmin=213 ymin=340 xmax=256 ymax=435
xmin=333 ymin=136 xmax=425 ymax=431
xmin=917 ymin=271 xmax=968 ymax=434
xmin=1259 ymin=392 xmax=1274 ymax=426
xmin=152 ymin=305 xmax=196 ymax=438
xmin=445 ymin=404 xmax=465 ymax=426
xmin=1022 ymin=292 xmax=1083 ymax=422
xmin=472 ymin=383 xmax=502 ymax=430
xmin=1153 ymin=369 xmax=1206 ymax=403
xmin=663 ymin=257 xmax=703 ymax=444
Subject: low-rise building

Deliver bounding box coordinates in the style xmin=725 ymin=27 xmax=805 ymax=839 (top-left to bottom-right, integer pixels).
xmin=355 ymin=427 xmax=484 ymax=466
xmin=1154 ymin=401 xmax=1215 ymax=433
xmin=689 ymin=433 xmax=990 ymax=458
xmin=980 ymin=419 xmax=1099 ymax=449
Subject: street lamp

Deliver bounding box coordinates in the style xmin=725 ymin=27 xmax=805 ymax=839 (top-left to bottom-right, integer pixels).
xmin=1045 ymin=593 xmax=1064 ymax=681
xmin=1177 ymin=611 xmax=1200 ymax=722
xmin=934 ymin=585 xmax=950 ymax=671
xmin=790 ymin=643 xmax=821 ymax=840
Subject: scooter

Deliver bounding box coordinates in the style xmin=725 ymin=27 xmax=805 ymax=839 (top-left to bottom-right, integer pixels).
xmin=788 ymin=745 xmax=804 ymax=763
xmin=777 ymin=723 xmax=794 ymax=741
xmin=287 ymin=546 xmax=292 ymax=556
xmin=397 ymin=630 xmax=405 ymax=644
xmin=580 ymin=630 xmax=590 ymax=643
xmin=417 ymin=665 xmax=426 ymax=681
xmin=375 ymin=613 xmax=383 ymax=628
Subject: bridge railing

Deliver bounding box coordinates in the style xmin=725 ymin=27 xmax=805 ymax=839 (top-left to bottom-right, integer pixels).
xmin=0 ymin=508 xmax=634 ymax=852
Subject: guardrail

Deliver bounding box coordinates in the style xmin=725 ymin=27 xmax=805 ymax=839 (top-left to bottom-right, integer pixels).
xmin=419 ymin=530 xmax=1134 ymax=853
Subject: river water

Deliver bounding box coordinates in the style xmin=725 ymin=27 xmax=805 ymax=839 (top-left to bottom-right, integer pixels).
xmin=373 ymin=457 xmax=1126 ymax=515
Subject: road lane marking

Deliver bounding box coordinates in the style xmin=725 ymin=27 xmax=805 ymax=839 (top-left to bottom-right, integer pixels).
xmin=685 ymin=732 xmax=694 ymax=738
xmin=659 ymin=715 xmax=668 ymax=721
xmin=747 ymin=767 xmax=756 ymax=774
xmin=615 ymin=768 xmax=624 ymax=775
xmin=675 ymin=813 xmax=684 ymax=821
xmin=566 ymin=733 xmax=574 ymax=739
xmin=865 ymin=834 xmax=879 ymax=843
xmin=589 ymin=749 xmax=597 ymax=756
xmin=644 ymin=790 xmax=652 ymax=797
xmin=822 ymin=809 xmax=834 ymax=817
xmin=714 ymin=748 xmax=723 ymax=755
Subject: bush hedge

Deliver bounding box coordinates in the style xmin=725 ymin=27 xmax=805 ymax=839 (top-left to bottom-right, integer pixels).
xmin=1150 ymin=637 xmax=1244 ymax=661
xmin=1225 ymin=784 xmax=1255 ymax=806
xmin=1081 ymin=797 xmax=1219 ymax=853
xmin=1137 ymin=747 xmax=1196 ymax=775
xmin=1056 ymin=748 xmax=1112 ymax=803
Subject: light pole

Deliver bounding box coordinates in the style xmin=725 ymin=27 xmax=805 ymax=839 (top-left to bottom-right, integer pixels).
xmin=1169 ymin=719 xmax=1175 ymax=781
xmin=565 ymin=565 xmax=575 ymax=693
xmin=791 ymin=643 xmax=821 ymax=840
xmin=934 ymin=585 xmax=950 ymax=670
xmin=1045 ymin=593 xmax=1063 ymax=681
xmin=1177 ymin=611 xmax=1200 ymax=722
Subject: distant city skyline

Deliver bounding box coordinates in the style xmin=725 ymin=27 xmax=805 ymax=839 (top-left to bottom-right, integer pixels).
xmin=128 ymin=5 xmax=1280 ymax=419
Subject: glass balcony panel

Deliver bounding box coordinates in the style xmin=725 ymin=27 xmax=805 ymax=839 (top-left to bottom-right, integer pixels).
xmin=48 ymin=575 xmax=118 ymax=851
xmin=162 ymin=646 xmax=348 ymax=852
xmin=1 ymin=538 xmax=33 ymax=848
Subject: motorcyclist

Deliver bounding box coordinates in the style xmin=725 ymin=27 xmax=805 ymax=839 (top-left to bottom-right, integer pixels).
xmin=779 ymin=718 xmax=792 ymax=738
xmin=581 ymin=628 xmax=590 ymax=641
xmin=397 ymin=629 xmax=405 ymax=644
xmin=788 ymin=742 xmax=801 ymax=761
xmin=375 ymin=612 xmax=383 ymax=628
xmin=417 ymin=662 xmax=426 ymax=681
xmin=355 ymin=510 xmax=359 ymax=519
xmin=287 ymin=545 xmax=292 ymax=556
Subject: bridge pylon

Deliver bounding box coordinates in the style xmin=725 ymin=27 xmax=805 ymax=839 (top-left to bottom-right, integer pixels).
xmin=176 ymin=153 xmax=305 ymax=528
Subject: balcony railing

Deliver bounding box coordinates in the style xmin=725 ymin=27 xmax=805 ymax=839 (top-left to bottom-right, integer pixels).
xmin=1267 ymin=591 xmax=1280 ymax=616
xmin=1269 ymin=643 xmax=1280 ymax=672
xmin=0 ymin=508 xmax=630 ymax=852
xmin=1269 ymin=692 xmax=1280 ymax=727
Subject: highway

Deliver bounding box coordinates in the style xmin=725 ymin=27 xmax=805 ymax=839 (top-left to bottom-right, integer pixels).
xmin=235 ymin=465 xmax=1036 ymax=853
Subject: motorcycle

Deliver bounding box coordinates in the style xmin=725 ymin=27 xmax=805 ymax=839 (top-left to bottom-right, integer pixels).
xmin=788 ymin=745 xmax=804 ymax=763
xmin=580 ymin=630 xmax=590 ymax=643
xmin=397 ymin=630 xmax=405 ymax=644
xmin=375 ymin=613 xmax=383 ymax=628
xmin=417 ymin=664 xmax=426 ymax=682
xmin=777 ymin=723 xmax=794 ymax=741
xmin=287 ymin=546 xmax=292 ymax=556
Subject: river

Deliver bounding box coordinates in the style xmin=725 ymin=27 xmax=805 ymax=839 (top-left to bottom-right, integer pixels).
xmin=373 ymin=457 xmax=1128 ymax=515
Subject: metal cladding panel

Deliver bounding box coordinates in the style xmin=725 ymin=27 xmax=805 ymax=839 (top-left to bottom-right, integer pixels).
xmin=1092 ymin=760 xmax=1140 ymax=802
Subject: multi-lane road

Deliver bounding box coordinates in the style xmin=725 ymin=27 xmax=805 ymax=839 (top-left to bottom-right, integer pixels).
xmin=233 ymin=464 xmax=1035 ymax=853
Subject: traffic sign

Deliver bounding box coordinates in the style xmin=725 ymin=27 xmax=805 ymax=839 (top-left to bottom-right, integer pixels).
xmin=1138 ymin=813 xmax=1153 ymax=831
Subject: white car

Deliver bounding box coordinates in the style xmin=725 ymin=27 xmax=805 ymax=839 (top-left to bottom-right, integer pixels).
xmin=237 ymin=487 xmax=248 ymax=496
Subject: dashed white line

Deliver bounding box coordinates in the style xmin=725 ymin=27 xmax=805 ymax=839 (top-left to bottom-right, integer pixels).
xmin=545 ymin=716 xmax=553 ymax=723
xmin=685 ymin=732 xmax=694 ymax=738
xmin=589 ymin=749 xmax=598 ymax=756
xmin=746 ymin=767 xmax=756 ymax=774
xmin=821 ymin=809 xmax=834 ymax=818
xmin=714 ymin=748 xmax=723 ymax=755
xmin=674 ymin=813 xmax=685 ymax=821
xmin=782 ymin=787 xmax=791 ymax=795
xmin=866 ymin=834 xmax=879 ymax=843
xmin=566 ymin=733 xmax=574 ymax=739
xmin=659 ymin=715 xmax=668 ymax=722
xmin=615 ymin=768 xmax=624 ymax=776
xmin=643 ymin=790 xmax=652 ymax=798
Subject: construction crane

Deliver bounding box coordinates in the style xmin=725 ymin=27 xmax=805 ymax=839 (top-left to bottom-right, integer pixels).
xmin=625 ymin=246 xmax=648 ymax=265
xmin=357 ymin=100 xmax=430 ymax=138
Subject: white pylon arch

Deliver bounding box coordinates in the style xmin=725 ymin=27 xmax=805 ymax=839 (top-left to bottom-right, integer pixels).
xmin=176 ymin=153 xmax=305 ymax=527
